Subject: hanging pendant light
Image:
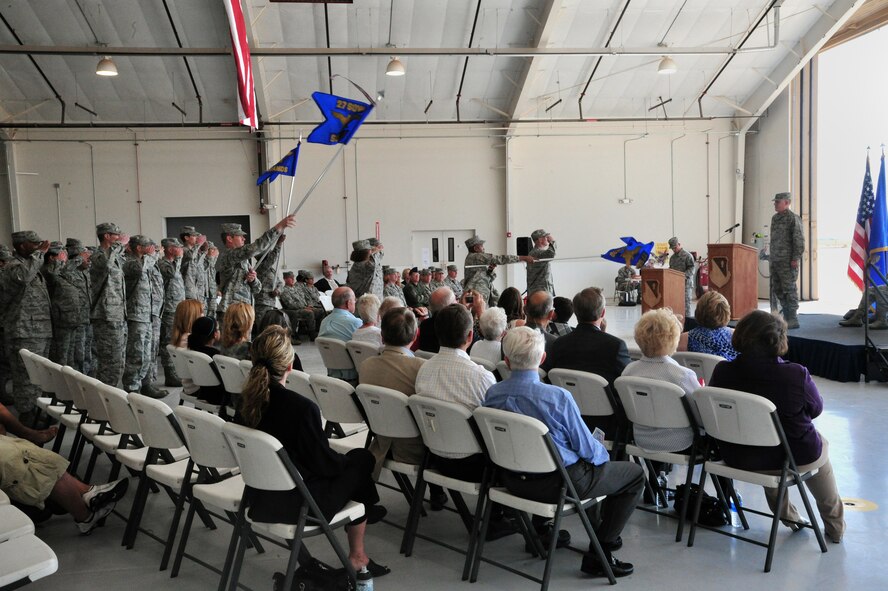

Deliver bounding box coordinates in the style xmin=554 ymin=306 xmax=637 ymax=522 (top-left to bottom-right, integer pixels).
xmin=96 ymin=56 xmax=118 ymax=77
xmin=657 ymin=56 xmax=677 ymax=75
xmin=386 ymin=56 xmax=405 ymax=77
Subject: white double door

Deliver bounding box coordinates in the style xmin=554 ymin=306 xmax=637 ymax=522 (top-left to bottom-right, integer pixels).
xmin=411 ymin=230 xmax=475 ymax=269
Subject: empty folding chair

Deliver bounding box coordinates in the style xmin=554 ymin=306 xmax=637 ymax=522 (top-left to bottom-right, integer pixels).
xmin=671 ymin=352 xmax=725 ymax=385
xmin=0 ymin=534 xmax=58 ymax=589
xmin=688 ymin=387 xmax=828 ymax=572
xmin=471 ymin=407 xmax=616 ymax=589
xmin=548 ymin=368 xmax=626 ymax=457
xmin=58 ymin=366 xmax=93 ymax=471
xmin=221 ymin=422 xmax=365 ymax=591
xmin=78 ymin=376 xmax=129 ymax=483
xmin=315 ymin=337 xmax=356 ymax=381
xmin=0 ymin=505 xmax=35 ymax=543
xmin=309 ymin=374 xmax=368 ymax=447
xmin=346 ymin=340 xmax=381 ymax=373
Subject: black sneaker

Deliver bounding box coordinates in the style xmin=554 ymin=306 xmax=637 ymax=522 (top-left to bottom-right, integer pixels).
xmin=485 ymin=518 xmax=519 ymax=541
xmin=580 ymin=551 xmax=634 ymax=578
xmin=429 ymin=489 xmax=448 ymax=511
xmin=524 ymin=525 xmax=571 ymax=552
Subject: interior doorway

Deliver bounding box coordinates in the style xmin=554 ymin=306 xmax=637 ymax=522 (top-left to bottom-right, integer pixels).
xmin=411 ymin=230 xmax=475 ymax=268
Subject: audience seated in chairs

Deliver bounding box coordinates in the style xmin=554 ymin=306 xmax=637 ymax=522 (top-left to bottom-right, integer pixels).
xmin=351 ymin=293 xmax=383 ymax=348
xmin=468 ymin=307 xmax=507 ymax=364
xmin=318 ymin=287 xmax=363 ymax=383
xmin=678 ymin=291 xmax=739 ymax=360
xmin=254 ymin=310 xmax=303 ymax=372
xmin=219 ymin=302 xmax=254 ymax=361
xmin=187 ymin=316 xmax=228 ymax=405
xmin=498 ymin=287 xmax=526 ymax=329
xmin=548 ymin=296 xmax=574 ymax=337
xmin=615 ymin=262 xmax=640 ymax=305
xmin=708 ymin=311 xmax=845 ymax=544
xmin=412 ymin=287 xmax=456 ymax=354
xmin=236 ymin=325 xmax=390 ymax=576
xmin=168 ymin=299 xmax=204 ymax=395
xmin=483 ymin=327 xmax=644 ymax=578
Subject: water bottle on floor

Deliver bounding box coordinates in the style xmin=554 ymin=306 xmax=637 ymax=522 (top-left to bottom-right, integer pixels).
xmin=356 ymin=566 xmax=373 ymax=591
xmin=729 ymin=492 xmax=743 ymax=527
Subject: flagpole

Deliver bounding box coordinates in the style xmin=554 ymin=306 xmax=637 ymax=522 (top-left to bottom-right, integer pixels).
xmin=290 ymin=143 xmax=346 ymax=216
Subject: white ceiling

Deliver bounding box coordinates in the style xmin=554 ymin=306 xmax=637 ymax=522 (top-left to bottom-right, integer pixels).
xmin=0 ymin=0 xmax=865 ymax=128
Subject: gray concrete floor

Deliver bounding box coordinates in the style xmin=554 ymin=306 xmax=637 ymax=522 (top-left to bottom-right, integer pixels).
xmin=24 ymin=300 xmax=888 ymax=590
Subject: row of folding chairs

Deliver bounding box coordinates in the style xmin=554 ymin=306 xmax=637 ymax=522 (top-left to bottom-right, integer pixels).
xmin=0 ymin=491 xmax=58 ymax=590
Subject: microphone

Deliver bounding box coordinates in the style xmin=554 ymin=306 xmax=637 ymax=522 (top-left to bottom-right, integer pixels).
xmin=723 ymin=223 xmax=740 ymax=233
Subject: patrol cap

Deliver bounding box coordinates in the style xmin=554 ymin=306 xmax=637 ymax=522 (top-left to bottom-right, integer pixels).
xmin=433 ymin=267 xmax=444 ymax=274
xmin=179 ymin=225 xmax=200 ymax=236
xmin=367 ymin=238 xmax=380 ymax=247
xmin=531 ymin=229 xmax=548 ymax=241
xmin=301 ymin=270 xmax=315 ymax=280
xmin=667 ymin=237 xmax=679 ymax=248
xmin=352 ymin=239 xmax=371 ymax=251
xmin=0 ymin=244 xmax=12 ymax=260
xmin=773 ymin=191 xmax=792 ymax=202
xmin=65 ymin=237 xmax=85 ymax=252
xmin=447 ymin=264 xmax=458 ymax=272
xmin=12 ymin=230 xmax=42 ymax=244
xmin=221 ymin=223 xmax=247 ymax=237
xmin=129 ymin=234 xmax=152 ymax=248
xmin=465 ymin=235 xmax=485 ymax=249
xmin=96 ymin=222 xmax=122 ymax=235
xmin=47 ymin=241 xmax=64 ymax=254
xmin=420 ymin=268 xmax=431 ymax=276
xmin=383 ymin=266 xmax=396 ymax=275
xmin=161 ymin=237 xmax=183 ymax=248
xmin=283 ymin=270 xmax=295 ymax=278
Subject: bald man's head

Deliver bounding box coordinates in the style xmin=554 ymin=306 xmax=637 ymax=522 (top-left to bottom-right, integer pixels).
xmin=429 ymin=286 xmax=456 ymax=314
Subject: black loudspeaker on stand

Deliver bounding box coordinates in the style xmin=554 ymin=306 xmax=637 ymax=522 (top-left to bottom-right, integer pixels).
xmin=516 ymin=237 xmax=532 ymax=256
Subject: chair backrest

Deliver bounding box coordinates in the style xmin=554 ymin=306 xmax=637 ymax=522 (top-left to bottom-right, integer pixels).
xmin=182 ymin=349 xmax=222 ymax=387
xmin=548 ymin=368 xmax=614 ymax=417
xmin=494 ymin=361 xmax=545 ymax=381
xmin=174 ymin=406 xmax=238 ymax=469
xmin=32 ymin=357 xmax=64 ymax=398
xmin=346 ymin=341 xmax=380 ymax=372
xmin=355 ymin=384 xmax=419 ymax=439
xmin=61 ymin=366 xmax=88 ymax=410
xmin=127 ymin=392 xmax=187 ymax=450
xmin=308 ymin=374 xmax=364 ymax=424
xmin=627 ymin=347 xmax=643 ymax=361
xmin=614 ymin=376 xmax=692 ymax=430
xmin=73 ymin=373 xmax=110 ymax=422
xmin=284 ymin=370 xmax=318 ymax=406
xmin=414 ymin=350 xmax=436 ymax=360
xmin=672 ymin=352 xmax=725 ymax=384
xmin=473 ymin=407 xmax=557 ymax=474
xmin=315 ymin=337 xmax=355 ymax=371
xmin=238 ymin=359 xmax=252 ymax=377
xmin=694 ymin=387 xmax=780 ymax=447
xmin=222 ymin=422 xmax=296 ymax=491
xmin=409 ymin=395 xmax=483 ymax=458
xmin=470 ymin=356 xmax=497 ymax=373
xmin=18 ymin=349 xmax=45 ymax=390
xmin=213 ymin=354 xmax=247 ymax=394
xmin=166 ymin=345 xmax=193 ymax=380
xmin=98 ymin=383 xmax=141 ymax=436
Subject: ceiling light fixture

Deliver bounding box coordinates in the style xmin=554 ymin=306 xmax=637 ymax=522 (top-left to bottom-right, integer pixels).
xmin=386 ymin=57 xmax=405 ymax=77
xmin=657 ymin=56 xmax=677 ymax=75
xmin=95 ymin=56 xmax=118 ymax=77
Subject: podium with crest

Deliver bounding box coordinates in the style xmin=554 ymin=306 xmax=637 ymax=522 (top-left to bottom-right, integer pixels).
xmin=640 ymin=268 xmax=687 ymax=320
xmin=707 ymin=243 xmax=758 ymax=320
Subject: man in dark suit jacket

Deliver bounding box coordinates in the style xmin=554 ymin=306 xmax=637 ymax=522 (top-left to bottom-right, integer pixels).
xmin=314 ymin=265 xmax=340 ymax=293
xmin=411 ymin=286 xmax=456 ymax=353
xmin=541 ymin=286 xmax=630 ymax=443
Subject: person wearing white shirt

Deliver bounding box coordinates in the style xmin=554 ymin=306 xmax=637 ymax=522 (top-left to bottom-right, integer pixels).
xmin=351 ymin=293 xmax=383 ymax=348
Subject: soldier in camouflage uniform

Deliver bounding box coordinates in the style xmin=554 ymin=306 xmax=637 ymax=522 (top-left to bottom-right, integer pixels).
xmin=180 ymin=226 xmax=209 ymax=301
xmin=52 ymin=239 xmax=92 ymax=372
xmin=157 ymin=238 xmax=186 ymax=386
xmin=280 ymin=271 xmax=310 ymax=345
xmin=205 ymin=241 xmax=219 ymax=317
xmin=463 ymin=235 xmax=535 ymax=306
xmin=418 ymin=268 xmax=434 ymax=305
xmin=527 ymin=229 xmax=557 ymax=296
xmin=122 ymin=236 xmax=167 ymax=398
xmin=430 ymin=267 xmax=445 ymax=291
xmin=41 ymin=242 xmax=67 ymax=363
xmin=0 ymin=245 xmax=13 ymax=405
xmin=443 ymin=264 xmax=463 ymax=299
xmin=383 ymin=266 xmax=407 ymax=305
xmin=91 ymin=223 xmax=129 ymax=387
xmin=296 ymin=270 xmax=325 ymax=339
xmin=403 ymin=267 xmax=429 ymax=308
xmin=5 ymin=231 xmax=52 ymax=422
xmin=215 ymin=216 xmax=295 ymax=321
xmin=769 ymin=192 xmax=805 ymax=329
xmin=143 ymin=242 xmax=165 ymax=392
xmin=346 ymin=239 xmax=384 ymax=300
xmin=667 ymin=236 xmax=696 ymax=317
xmin=254 ymin=235 xmax=286 ymax=328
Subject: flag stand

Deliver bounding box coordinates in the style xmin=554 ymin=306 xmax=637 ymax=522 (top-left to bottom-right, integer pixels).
xmin=862 ymin=258 xmax=888 ymax=381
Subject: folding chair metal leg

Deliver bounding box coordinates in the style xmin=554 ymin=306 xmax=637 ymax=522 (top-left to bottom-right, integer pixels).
xmin=280 ymin=531 xmax=305 ymax=591
xmin=51 ymin=423 xmax=67 ymax=453
xmin=461 ymin=489 xmax=488 ymax=581
xmin=687 ymin=467 xmax=707 ymax=547
xmin=83 ymin=446 xmax=102 ymax=482
xmin=217 ymin=503 xmax=246 ymax=591
xmin=469 ymin=490 xmax=496 ymax=583
xmin=675 ymin=459 xmax=697 ymax=542
xmin=123 ymin=472 xmax=151 ymax=549
xmin=171 ymin=499 xmax=199 ymax=578
xmin=450 ymin=491 xmax=475 ymax=532
xmin=516 ymin=511 xmax=544 ymax=558
xmin=539 ymin=508 xmax=564 ymax=591
xmin=764 ymin=481 xmax=787 ymax=573
xmin=575 ymin=500 xmax=616 ymax=585
xmin=401 ymin=476 xmax=427 ymax=556
xmin=160 ymin=481 xmax=190 ymax=571
xmin=225 ymin=522 xmax=250 ymax=591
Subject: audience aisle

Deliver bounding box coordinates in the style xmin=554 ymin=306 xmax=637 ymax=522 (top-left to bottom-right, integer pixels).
xmin=22 ymin=301 xmax=888 ymax=591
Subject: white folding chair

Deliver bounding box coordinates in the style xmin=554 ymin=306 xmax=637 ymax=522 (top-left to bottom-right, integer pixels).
xmin=76 ymin=374 xmax=125 ymax=483
xmin=671 ymin=352 xmax=725 ymax=385
xmin=213 ymin=354 xmax=247 ymax=396
xmin=221 ymin=422 xmax=365 ymax=591
xmin=309 ymin=374 xmax=368 ymax=447
xmin=58 ymin=366 xmax=93 ymax=471
xmin=283 ymin=370 xmax=318 ymax=407
xmin=470 ymin=356 xmax=497 ymax=373
xmin=414 ymin=350 xmax=436 ymax=360
xmin=0 ymin=534 xmax=58 ymax=589
xmin=315 ymin=337 xmax=356 ymax=376
xmin=471 ymin=407 xmax=616 ymax=589
xmin=346 ymin=340 xmax=381 ymax=373
xmin=180 ymin=349 xmax=224 ymax=414
xmin=96 ymin=382 xmax=148 ymax=484
xmin=688 ymin=387 xmax=828 ymax=572
xmin=407 ymin=395 xmax=492 ymax=578
xmin=36 ymin=358 xmax=81 ymax=453
xmin=614 ymin=375 xmax=703 ymax=541
xmin=547 ymin=368 xmax=626 ymax=456
xmin=20 ymin=349 xmax=63 ymax=423
xmin=495 ymin=360 xmax=545 ymax=382
xmin=0 ymin=505 xmax=35 ymax=543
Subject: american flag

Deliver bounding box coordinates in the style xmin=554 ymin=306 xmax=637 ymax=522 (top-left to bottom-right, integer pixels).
xmin=222 ymin=0 xmax=257 ymax=129
xmin=848 ymin=157 xmax=874 ymax=290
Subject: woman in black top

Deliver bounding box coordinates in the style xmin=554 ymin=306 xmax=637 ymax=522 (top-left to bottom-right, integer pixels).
xmin=186 ymin=316 xmax=228 ymax=405
xmin=238 ymin=326 xmax=389 ymax=575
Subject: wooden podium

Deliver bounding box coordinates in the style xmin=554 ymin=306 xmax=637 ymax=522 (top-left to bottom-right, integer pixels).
xmin=641 ymin=268 xmax=687 ymax=320
xmin=707 ymin=243 xmax=758 ymax=320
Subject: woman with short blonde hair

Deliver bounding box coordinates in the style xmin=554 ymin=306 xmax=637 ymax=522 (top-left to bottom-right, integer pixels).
xmin=352 ymin=293 xmax=382 ymax=347
xmin=220 ymin=302 xmax=255 ymax=360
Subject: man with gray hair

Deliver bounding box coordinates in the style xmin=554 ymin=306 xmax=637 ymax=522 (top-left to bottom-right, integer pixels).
xmin=483 ymin=327 xmax=643 ymax=578
xmin=412 ymin=286 xmax=456 ymax=353
xmin=524 ymin=290 xmax=557 ymax=354
xmin=317 ymin=286 xmax=362 ymax=383
xmin=526 ymin=229 xmax=556 ymax=295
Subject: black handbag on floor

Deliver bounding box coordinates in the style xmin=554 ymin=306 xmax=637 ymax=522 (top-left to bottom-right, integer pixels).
xmin=273 ymin=558 xmax=355 ymax=591
xmin=673 ymin=483 xmax=729 ymax=527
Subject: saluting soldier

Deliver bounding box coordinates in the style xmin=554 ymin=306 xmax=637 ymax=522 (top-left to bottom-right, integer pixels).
xmin=91 ymin=222 xmax=129 ymax=387
xmin=347 ymin=239 xmax=384 ymax=300
xmin=205 ymin=241 xmax=219 ymax=317
xmin=769 ymin=192 xmax=805 ymax=329
xmin=464 ymin=235 xmax=534 ymax=307
xmin=180 ymin=226 xmax=209 ymax=302
xmin=527 ymin=229 xmax=557 ymax=296
xmin=144 ymin=241 xmax=166 ymax=393
xmin=0 ymin=245 xmax=14 ymax=404
xmin=157 ymin=238 xmax=186 ymax=386
xmin=52 ymin=239 xmax=92 ymax=373
xmin=667 ymin=236 xmax=696 ymax=316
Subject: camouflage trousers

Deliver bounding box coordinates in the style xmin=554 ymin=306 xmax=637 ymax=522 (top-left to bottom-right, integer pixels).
xmin=144 ymin=315 xmax=161 ymax=386
xmin=53 ymin=324 xmax=90 ymax=374
xmin=92 ymin=320 xmax=127 ymax=387
xmin=770 ymin=261 xmax=799 ymax=320
xmin=0 ymin=327 xmax=10 ymax=405
xmin=123 ymin=320 xmax=153 ymax=392
xmin=8 ymin=336 xmax=51 ymax=414
xmin=684 ymin=276 xmax=695 ymax=318
xmin=159 ymin=313 xmax=177 ymax=381
xmin=84 ymin=324 xmax=96 ymax=378
xmin=284 ymin=308 xmax=323 ymax=336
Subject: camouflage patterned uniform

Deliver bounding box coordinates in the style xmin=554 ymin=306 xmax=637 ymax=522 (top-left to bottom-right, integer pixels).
xmin=182 ymin=242 xmax=208 ymax=301
xmin=280 ymin=273 xmax=316 ymax=337
xmin=144 ymin=250 xmax=165 ymax=388
xmin=91 ymin=228 xmax=128 ymax=388
xmin=5 ymin=239 xmax=53 ymax=415
xmin=769 ymin=195 xmax=805 ymax=326
xmin=0 ymin=246 xmax=13 ymax=404
xmin=464 ymin=253 xmax=520 ymax=306
xmin=205 ymin=245 xmax=219 ymax=317
xmin=404 ymin=281 xmax=429 ymax=308
xmin=122 ymin=240 xmax=157 ymax=393
xmin=384 ymin=282 xmax=407 ymax=305
xmin=53 ymin=251 xmax=92 ymax=372
xmin=668 ymin=238 xmax=696 ymax=315
xmin=215 ymin=223 xmax=280 ymax=317
xmin=41 ymin=248 xmax=66 ymax=363
xmin=443 ymin=265 xmax=463 ymax=300
xmin=297 ymin=272 xmax=326 ymax=332
xmin=157 ymin=244 xmax=186 ymax=384
xmin=347 ymin=239 xmax=383 ymax=300
xmin=253 ymin=243 xmax=283 ymax=326
xmin=527 ymin=230 xmax=556 ymax=295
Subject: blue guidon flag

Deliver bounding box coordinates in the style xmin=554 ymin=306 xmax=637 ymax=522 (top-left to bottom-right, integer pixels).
xmin=602 ymin=237 xmax=654 ymax=267
xmin=256 ymin=143 xmax=301 ymax=186
xmin=307 ymin=92 xmax=373 ymax=145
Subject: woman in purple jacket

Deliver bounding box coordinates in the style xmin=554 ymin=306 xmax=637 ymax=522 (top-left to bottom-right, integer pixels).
xmin=708 ymin=310 xmax=845 ymax=543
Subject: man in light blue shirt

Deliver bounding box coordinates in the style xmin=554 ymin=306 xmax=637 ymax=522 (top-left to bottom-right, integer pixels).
xmin=317 ymin=286 xmax=362 ymax=382
xmin=483 ymin=327 xmax=644 ymax=578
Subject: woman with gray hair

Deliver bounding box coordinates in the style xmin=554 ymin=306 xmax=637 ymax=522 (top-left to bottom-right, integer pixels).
xmin=351 ymin=293 xmax=382 ymax=348
xmin=469 ymin=306 xmax=507 ymax=363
